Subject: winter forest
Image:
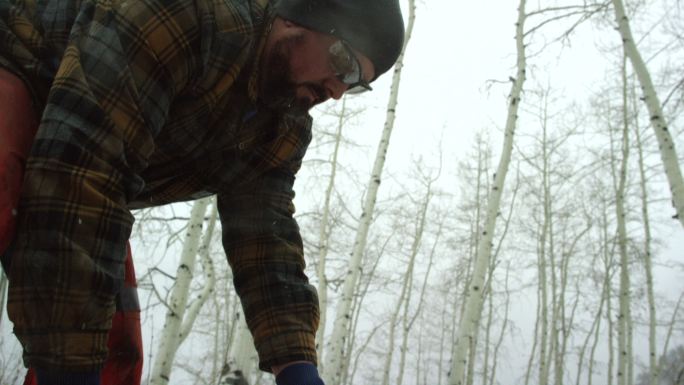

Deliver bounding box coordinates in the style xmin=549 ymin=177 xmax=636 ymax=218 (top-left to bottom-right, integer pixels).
xmin=1 ymin=0 xmax=684 ymax=384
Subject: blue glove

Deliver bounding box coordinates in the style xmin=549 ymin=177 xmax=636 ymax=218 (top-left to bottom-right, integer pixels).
xmin=275 ymin=363 xmax=325 ymax=385
xmin=35 ymin=370 xmax=100 ymax=385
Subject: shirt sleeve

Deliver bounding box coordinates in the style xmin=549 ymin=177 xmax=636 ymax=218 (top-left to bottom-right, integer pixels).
xmin=217 ymin=114 xmax=319 ymax=371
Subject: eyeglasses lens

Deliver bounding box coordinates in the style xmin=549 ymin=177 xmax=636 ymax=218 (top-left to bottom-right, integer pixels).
xmin=329 ymin=41 xmax=362 ymax=86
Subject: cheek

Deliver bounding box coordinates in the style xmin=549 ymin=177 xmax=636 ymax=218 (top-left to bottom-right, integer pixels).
xmin=288 ymin=51 xmax=330 ymax=83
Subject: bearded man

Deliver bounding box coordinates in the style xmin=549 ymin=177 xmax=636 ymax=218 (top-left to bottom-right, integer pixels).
xmin=0 ymin=0 xmax=404 ymax=384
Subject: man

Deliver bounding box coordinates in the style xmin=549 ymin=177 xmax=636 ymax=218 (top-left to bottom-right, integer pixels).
xmin=0 ymin=0 xmax=404 ymax=384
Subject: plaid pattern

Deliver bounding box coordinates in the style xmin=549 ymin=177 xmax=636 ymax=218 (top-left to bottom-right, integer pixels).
xmin=1 ymin=0 xmax=318 ymax=372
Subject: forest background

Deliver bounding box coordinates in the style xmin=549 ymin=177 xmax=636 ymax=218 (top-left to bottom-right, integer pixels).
xmin=1 ymin=0 xmax=683 ymax=384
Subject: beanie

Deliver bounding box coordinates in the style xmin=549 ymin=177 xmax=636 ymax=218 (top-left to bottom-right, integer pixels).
xmin=274 ymin=0 xmax=405 ymax=80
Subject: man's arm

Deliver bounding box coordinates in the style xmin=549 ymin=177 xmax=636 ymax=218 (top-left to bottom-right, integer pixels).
xmin=217 ymin=161 xmax=320 ymax=371
xmin=214 ymin=109 xmax=320 ymax=373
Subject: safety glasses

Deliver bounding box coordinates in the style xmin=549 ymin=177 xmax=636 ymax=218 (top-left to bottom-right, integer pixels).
xmin=328 ymin=40 xmax=372 ymax=93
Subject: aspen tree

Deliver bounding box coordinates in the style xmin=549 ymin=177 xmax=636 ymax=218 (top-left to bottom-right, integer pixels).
xmin=465 ymin=162 xmax=492 ymax=385
xmin=379 ymin=251 xmax=408 ymax=385
xmin=537 ymin=95 xmax=552 ymax=385
xmin=210 ymin=289 xmax=222 ymax=382
xmin=448 ymin=0 xmax=526 ymax=382
xmin=554 ymin=219 xmax=591 ymax=385
xmin=322 ymin=0 xmax=416 ymax=382
xmin=633 ymin=94 xmax=659 ymax=385
xmin=397 ymin=199 xmax=440 ymax=385
xmin=0 ymin=273 xmax=6 ymax=327
xmin=343 ymin=234 xmax=388 ymax=385
xmin=219 ymin=271 xmax=238 ymax=380
xmin=396 ymin=258 xmax=415 ymax=385
xmin=482 ymin=269 xmax=495 ymax=385
xmin=346 ymin=323 xmax=383 ymax=385
xmin=488 ymin=264 xmax=511 ymax=385
xmin=521 ymin=90 xmax=586 ymax=385
xmin=380 ymin=174 xmax=435 ymax=385
xmin=150 ymin=196 xmax=213 ymax=385
xmin=615 ymin=54 xmax=633 ymax=385
xmin=315 ymin=97 xmax=348 ymax=367
xmin=438 ymin=290 xmax=450 ymax=385
xmin=479 ymin=169 xmax=516 ymax=385
xmin=221 ymin=310 xmax=258 ymax=384
xmin=586 ymin=266 xmax=608 ymax=385
xmin=179 ymin=204 xmax=218 ymax=346
xmin=416 ymin=319 xmax=425 ymax=385
xmin=451 ymin=131 xmax=492 ymax=385
xmin=576 ymin=272 xmax=603 ymax=385
xmin=523 ymin=293 xmax=540 ymax=385
xmin=660 ymin=292 xmax=683 ymax=369
xmin=611 ymin=0 xmax=684 ymax=229
xmin=606 ymin=264 xmax=616 ymax=385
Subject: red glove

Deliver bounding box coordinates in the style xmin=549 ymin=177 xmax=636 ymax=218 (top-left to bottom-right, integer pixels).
xmin=0 ymin=68 xmax=38 ymax=256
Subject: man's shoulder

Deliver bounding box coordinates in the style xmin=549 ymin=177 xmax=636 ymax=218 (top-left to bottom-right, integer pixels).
xmin=197 ymin=0 xmax=270 ymax=35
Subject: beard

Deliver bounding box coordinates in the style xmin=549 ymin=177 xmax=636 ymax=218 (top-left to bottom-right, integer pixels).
xmin=259 ymin=34 xmax=327 ymax=114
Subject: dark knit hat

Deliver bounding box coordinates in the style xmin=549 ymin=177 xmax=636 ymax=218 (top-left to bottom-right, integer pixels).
xmin=274 ymin=0 xmax=405 ymax=80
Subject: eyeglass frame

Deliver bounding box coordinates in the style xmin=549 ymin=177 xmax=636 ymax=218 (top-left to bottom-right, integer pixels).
xmin=328 ymin=40 xmax=373 ymax=94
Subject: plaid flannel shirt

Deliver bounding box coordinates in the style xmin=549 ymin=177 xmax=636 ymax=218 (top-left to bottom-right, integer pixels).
xmin=0 ymin=0 xmax=318 ymax=372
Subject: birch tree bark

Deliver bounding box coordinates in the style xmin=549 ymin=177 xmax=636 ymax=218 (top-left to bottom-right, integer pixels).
xmin=343 ymin=233 xmax=388 ymax=385
xmin=315 ymin=97 xmax=347 ymax=367
xmin=538 ymin=113 xmax=551 ymax=385
xmin=451 ymin=130 xmax=491 ymax=385
xmin=380 ymin=175 xmax=435 ymax=385
xmin=178 ymin=204 xmax=218 ymax=347
xmin=487 ymin=264 xmax=510 ymax=385
xmin=0 ymin=272 xmax=6 ymax=327
xmin=611 ymin=0 xmax=684 ymax=229
xmin=150 ymin=196 xmax=212 ymax=385
xmin=397 ymin=189 xmax=438 ymax=385
xmin=448 ymin=0 xmax=527 ymax=383
xmin=615 ymin=54 xmax=633 ymax=385
xmin=576 ymin=263 xmax=603 ymax=385
xmin=223 ymin=311 xmax=258 ymax=385
xmin=633 ymin=92 xmax=658 ymax=385
xmin=322 ymin=0 xmax=416 ymax=382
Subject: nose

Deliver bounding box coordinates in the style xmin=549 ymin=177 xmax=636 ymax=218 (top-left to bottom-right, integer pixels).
xmin=324 ymin=77 xmax=347 ymax=100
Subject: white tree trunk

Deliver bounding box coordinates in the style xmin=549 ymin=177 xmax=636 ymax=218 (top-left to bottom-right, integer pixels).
xmin=660 ymin=292 xmax=683 ymax=367
xmin=395 ymin=266 xmax=414 ymax=385
xmin=448 ymin=1 xmax=526 ymax=383
xmin=523 ymin=292 xmax=540 ymax=385
xmin=229 ymin=312 xmax=259 ymax=384
xmin=315 ymin=97 xmax=347 ymax=367
xmin=0 ymin=272 xmax=7 ymax=327
xmin=482 ymin=289 xmax=493 ymax=385
xmin=343 ymin=236 xmax=386 ymax=385
xmin=381 ymin=187 xmax=432 ymax=385
xmin=606 ymin=244 xmax=615 ymax=385
xmin=179 ymin=203 xmax=218 ymax=345
xmin=322 ymin=1 xmax=416 ymax=383
xmin=611 ymin=0 xmax=684 ymax=229
xmin=586 ymin=265 xmax=607 ymax=385
xmin=633 ymin=105 xmax=658 ymax=385
xmin=380 ymin=290 xmax=401 ymax=385
xmin=488 ymin=264 xmax=510 ymax=385
xmin=616 ymin=54 xmax=633 ymax=385
xmin=150 ymin=196 xmax=212 ymax=385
